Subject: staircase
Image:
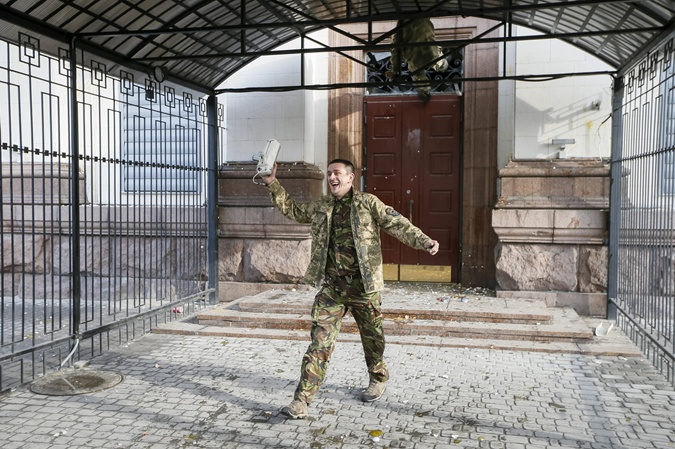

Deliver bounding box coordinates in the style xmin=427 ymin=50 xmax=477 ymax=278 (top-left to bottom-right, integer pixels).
xmin=154 ymin=286 xmax=642 ymax=356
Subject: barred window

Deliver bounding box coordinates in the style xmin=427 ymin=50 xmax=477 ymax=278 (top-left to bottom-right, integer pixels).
xmin=122 ymin=93 xmax=202 ymax=193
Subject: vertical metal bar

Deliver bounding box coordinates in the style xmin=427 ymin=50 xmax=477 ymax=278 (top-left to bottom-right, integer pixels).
xmin=504 ymin=0 xmax=512 ymax=78
xmin=301 ymin=34 xmax=306 ymax=88
xmin=206 ymin=94 xmax=219 ymax=305
xmin=607 ymin=75 xmax=624 ymax=321
xmin=69 ymin=38 xmax=82 ymax=343
xmin=367 ymin=0 xmax=372 ymax=42
xmin=240 ymin=0 xmax=246 ymax=54
xmin=667 ymin=82 xmax=675 ymax=358
xmin=502 ymin=22 xmax=507 ymax=78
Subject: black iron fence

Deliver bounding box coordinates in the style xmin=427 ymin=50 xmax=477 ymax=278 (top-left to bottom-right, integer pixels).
xmin=0 ymin=27 xmax=221 ymax=392
xmin=609 ymin=33 xmax=675 ymax=387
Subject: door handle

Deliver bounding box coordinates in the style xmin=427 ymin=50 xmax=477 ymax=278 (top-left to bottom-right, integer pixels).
xmin=408 ymin=199 xmax=414 ymax=223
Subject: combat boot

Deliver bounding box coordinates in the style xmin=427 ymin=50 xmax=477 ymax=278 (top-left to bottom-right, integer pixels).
xmin=361 ymin=380 xmax=386 ymax=402
xmin=281 ymin=399 xmax=308 ymax=419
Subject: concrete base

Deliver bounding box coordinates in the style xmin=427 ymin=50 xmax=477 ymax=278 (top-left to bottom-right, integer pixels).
xmin=217 ymin=281 xmax=314 ymax=303
xmin=496 ymin=290 xmax=607 ymax=317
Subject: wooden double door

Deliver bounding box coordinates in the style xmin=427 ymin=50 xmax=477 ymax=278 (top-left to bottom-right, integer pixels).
xmin=364 ymin=95 xmax=461 ymax=282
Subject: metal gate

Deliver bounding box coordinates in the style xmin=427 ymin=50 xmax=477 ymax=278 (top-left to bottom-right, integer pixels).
xmin=609 ymin=32 xmax=675 ymax=386
xmin=0 ymin=27 xmax=221 ymax=392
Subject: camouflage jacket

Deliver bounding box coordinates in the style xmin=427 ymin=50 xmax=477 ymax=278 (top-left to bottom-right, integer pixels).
xmin=267 ymin=179 xmax=432 ymax=293
xmin=390 ymin=18 xmax=447 ymax=76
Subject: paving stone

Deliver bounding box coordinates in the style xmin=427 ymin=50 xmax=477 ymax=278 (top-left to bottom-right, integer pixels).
xmin=1 ymin=326 xmax=674 ymax=449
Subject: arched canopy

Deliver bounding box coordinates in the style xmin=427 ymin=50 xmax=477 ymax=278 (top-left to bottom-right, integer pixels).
xmin=1 ymin=0 xmax=674 ymax=91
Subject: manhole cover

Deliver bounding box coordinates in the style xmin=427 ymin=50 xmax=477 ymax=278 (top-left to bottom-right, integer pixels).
xmin=30 ymin=369 xmax=123 ymax=396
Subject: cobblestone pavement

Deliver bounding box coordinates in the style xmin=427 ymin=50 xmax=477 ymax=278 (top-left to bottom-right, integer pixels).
xmin=1 ymin=331 xmax=674 ymax=449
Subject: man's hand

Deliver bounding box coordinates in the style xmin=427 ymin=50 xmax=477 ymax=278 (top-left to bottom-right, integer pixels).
xmin=424 ymin=240 xmax=439 ymax=255
xmin=261 ymin=163 xmax=278 ymax=185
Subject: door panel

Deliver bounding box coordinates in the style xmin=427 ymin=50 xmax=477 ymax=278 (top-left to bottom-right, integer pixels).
xmin=364 ymin=96 xmax=461 ymax=283
xmin=365 ymin=102 xmax=402 ymax=267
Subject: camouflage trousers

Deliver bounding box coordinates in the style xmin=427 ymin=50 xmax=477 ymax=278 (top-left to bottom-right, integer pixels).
xmin=293 ymin=275 xmax=389 ymax=404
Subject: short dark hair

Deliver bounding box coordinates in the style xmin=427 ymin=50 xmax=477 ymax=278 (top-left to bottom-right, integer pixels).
xmin=328 ymin=158 xmax=355 ymax=173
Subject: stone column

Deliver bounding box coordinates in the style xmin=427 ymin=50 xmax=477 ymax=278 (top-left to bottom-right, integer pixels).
xmin=492 ymin=160 xmax=610 ymax=316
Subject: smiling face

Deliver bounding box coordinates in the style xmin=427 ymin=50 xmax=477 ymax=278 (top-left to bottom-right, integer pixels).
xmin=326 ymin=162 xmax=355 ymax=199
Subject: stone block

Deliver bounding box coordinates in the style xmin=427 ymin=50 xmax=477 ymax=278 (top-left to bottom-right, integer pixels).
xmin=552 ymin=209 xmax=608 ymax=244
xmin=553 ymin=209 xmax=606 ymax=230
xmin=492 ymin=209 xmax=554 ymax=228
xmin=1 ymin=234 xmax=50 ymax=274
xmin=6 ymin=274 xmax=199 ymax=302
xmin=218 ymin=239 xmax=244 ymax=281
xmin=578 ymin=246 xmax=608 ymax=293
xmin=244 ymin=239 xmax=311 ymax=283
xmin=495 ymin=243 xmax=578 ymax=291
xmin=218 ymin=206 xmax=311 ymax=239
xmin=1 ymin=162 xmax=85 ymax=205
xmin=492 ymin=209 xmax=554 ymax=243
xmin=496 ymin=159 xmax=610 ymax=209
xmin=492 ymin=209 xmax=608 ymax=245
xmin=51 ymin=236 xmax=205 ymax=280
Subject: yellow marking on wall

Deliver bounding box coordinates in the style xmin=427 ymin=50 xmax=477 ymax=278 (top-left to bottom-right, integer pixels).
xmin=383 ymin=264 xmax=452 ymax=282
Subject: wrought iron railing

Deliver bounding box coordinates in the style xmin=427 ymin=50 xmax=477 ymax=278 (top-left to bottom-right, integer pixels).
xmin=609 ymin=33 xmax=675 ymax=387
xmin=0 ymin=28 xmax=221 ymax=392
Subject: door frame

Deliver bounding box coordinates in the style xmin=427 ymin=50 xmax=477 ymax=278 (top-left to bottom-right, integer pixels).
xmin=327 ymin=18 xmax=500 ymax=287
xmin=363 ymin=94 xmax=464 ymax=283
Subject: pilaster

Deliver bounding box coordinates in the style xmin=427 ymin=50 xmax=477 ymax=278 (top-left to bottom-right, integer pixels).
xmin=492 ymin=159 xmax=610 ymax=316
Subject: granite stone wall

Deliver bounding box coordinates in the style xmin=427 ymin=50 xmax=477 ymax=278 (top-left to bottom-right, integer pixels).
xmin=492 ymin=160 xmax=610 ymax=316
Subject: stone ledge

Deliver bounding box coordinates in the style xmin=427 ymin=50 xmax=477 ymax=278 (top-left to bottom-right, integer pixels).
xmin=1 ymin=162 xmax=86 ymax=205
xmin=498 ymin=159 xmax=610 ymax=177
xmin=492 ymin=209 xmax=608 ymax=244
xmin=495 ymin=196 xmax=609 ymax=210
xmin=496 ymin=159 xmax=610 ymax=210
xmin=219 ymin=161 xmax=323 ymax=207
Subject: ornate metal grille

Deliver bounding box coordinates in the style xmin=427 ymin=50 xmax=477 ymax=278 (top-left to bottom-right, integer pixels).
xmin=365 ymin=49 xmax=463 ymax=95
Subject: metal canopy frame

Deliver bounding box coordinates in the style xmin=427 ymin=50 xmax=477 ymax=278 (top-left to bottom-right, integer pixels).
xmin=1 ymin=0 xmax=674 ymax=92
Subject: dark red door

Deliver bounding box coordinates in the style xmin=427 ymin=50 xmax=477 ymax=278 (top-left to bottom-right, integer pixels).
xmin=364 ymin=95 xmax=461 ymax=282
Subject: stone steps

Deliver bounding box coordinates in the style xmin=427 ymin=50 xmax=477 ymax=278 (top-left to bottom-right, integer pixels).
xmin=195 ymin=307 xmax=588 ymax=342
xmin=153 ymin=321 xmax=641 ymax=356
xmin=152 ymin=286 xmax=643 ymax=356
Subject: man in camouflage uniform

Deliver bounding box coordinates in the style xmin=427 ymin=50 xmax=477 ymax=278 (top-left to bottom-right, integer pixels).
xmin=386 ymin=18 xmax=449 ymax=99
xmin=261 ymin=159 xmax=439 ymax=419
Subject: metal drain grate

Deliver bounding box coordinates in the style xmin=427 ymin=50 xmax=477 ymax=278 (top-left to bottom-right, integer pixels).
xmin=30 ymin=369 xmax=123 ymax=396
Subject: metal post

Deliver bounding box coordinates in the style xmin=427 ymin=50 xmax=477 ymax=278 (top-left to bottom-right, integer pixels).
xmin=240 ymin=0 xmax=246 ymax=54
xmin=206 ymin=94 xmax=219 ymax=305
xmin=607 ymin=75 xmax=624 ymax=321
xmin=300 ymin=34 xmax=305 ymax=87
xmin=68 ymin=38 xmax=82 ymax=340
